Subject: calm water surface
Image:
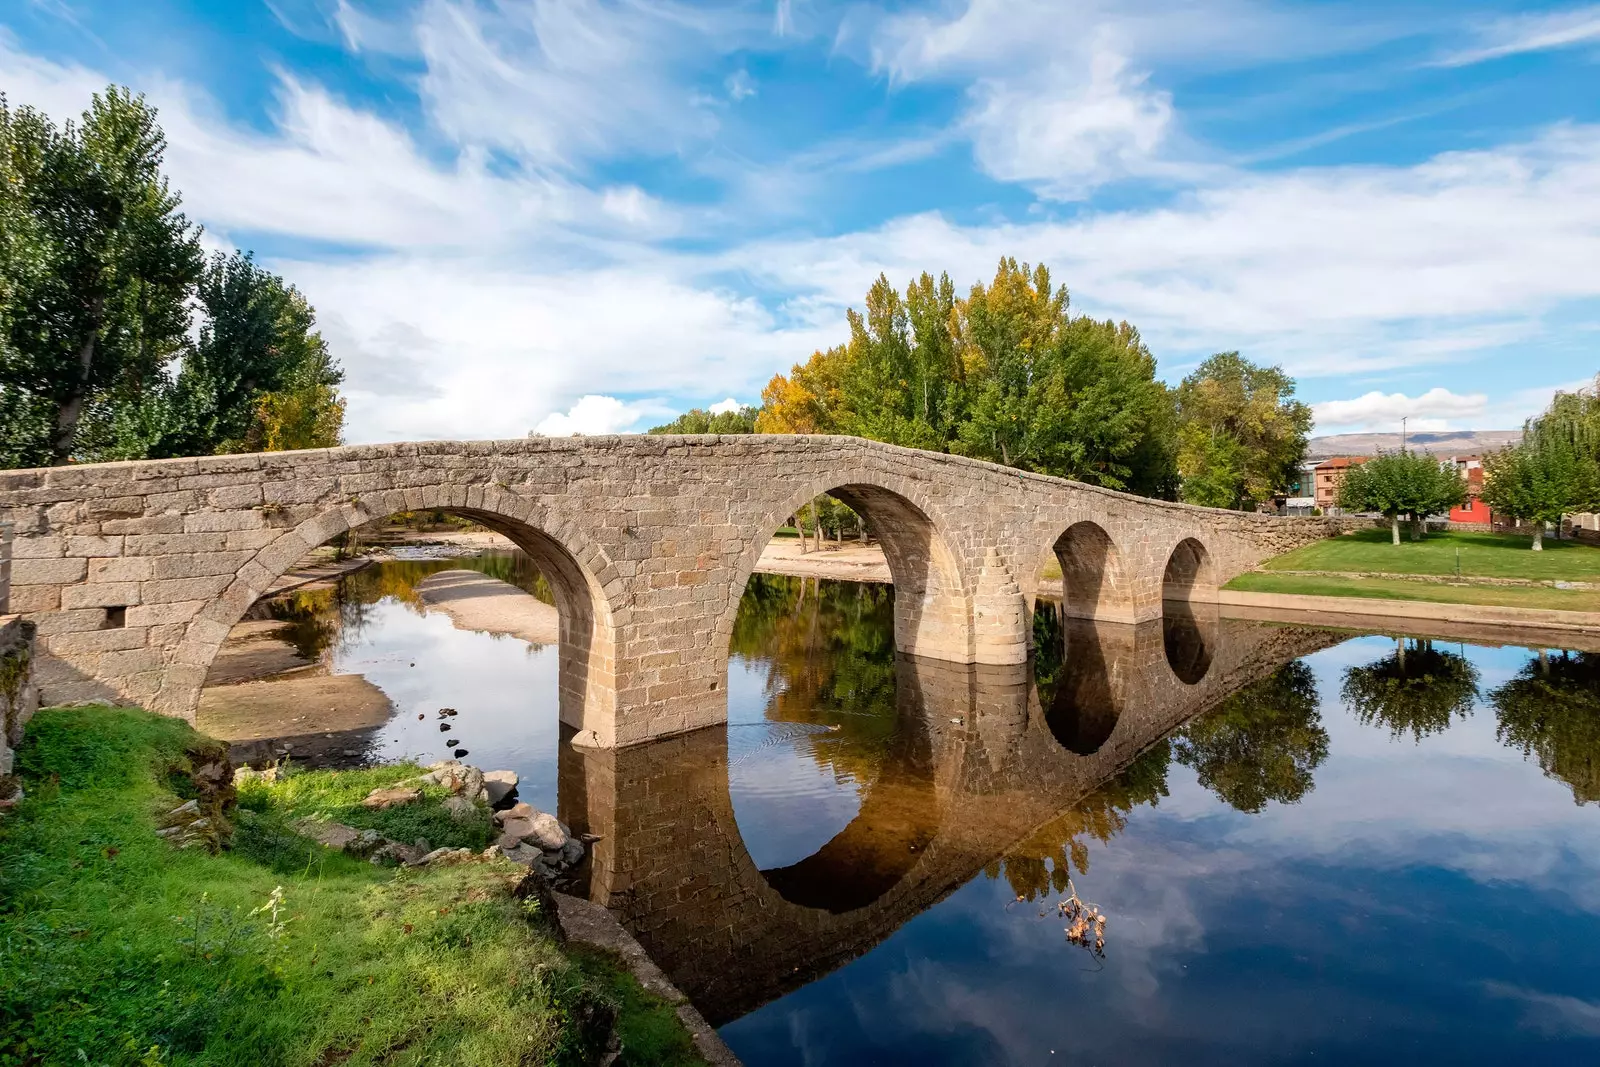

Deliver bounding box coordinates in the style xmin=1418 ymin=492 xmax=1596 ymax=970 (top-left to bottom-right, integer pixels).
xmin=244 ymin=555 xmax=1600 ymax=1064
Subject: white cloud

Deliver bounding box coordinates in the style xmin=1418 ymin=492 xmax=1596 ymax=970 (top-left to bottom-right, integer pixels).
xmin=709 ymin=397 xmax=743 ymax=414
xmin=533 ymin=395 xmax=656 ymax=436
xmin=725 ymin=68 xmax=756 ymax=101
xmin=1311 ymin=388 xmax=1488 ymax=434
xmin=1436 ymin=5 xmax=1600 ymax=67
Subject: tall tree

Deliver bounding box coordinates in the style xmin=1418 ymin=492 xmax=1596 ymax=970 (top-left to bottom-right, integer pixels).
xmin=0 ymin=88 xmax=202 ymax=466
xmin=1481 ymin=427 xmax=1600 ymax=550
xmin=1174 ymin=352 xmax=1311 ymax=510
xmin=1336 ymin=451 xmax=1466 ymax=544
xmin=149 ymin=251 xmax=343 ymax=457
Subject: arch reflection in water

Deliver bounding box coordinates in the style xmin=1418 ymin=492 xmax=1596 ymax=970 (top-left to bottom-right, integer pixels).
xmin=1163 ymin=600 xmax=1217 ymax=685
xmin=1033 ymin=599 xmax=1129 ymax=756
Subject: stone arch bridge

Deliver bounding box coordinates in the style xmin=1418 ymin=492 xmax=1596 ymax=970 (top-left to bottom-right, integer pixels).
xmin=0 ymin=435 xmax=1339 ymax=746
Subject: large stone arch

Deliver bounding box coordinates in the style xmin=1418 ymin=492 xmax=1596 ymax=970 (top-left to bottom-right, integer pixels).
xmin=153 ymin=486 xmax=624 ymax=741
xmin=718 ymin=470 xmax=976 ymax=666
xmin=1161 ymin=535 xmax=1218 ymax=606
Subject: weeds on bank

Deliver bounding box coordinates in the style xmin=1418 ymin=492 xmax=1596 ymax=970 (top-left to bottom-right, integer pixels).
xmin=0 ymin=706 xmax=702 ymax=1067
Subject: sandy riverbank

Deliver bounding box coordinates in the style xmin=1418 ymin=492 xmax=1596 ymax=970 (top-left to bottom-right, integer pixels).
xmin=416 ymin=569 xmax=560 ymax=644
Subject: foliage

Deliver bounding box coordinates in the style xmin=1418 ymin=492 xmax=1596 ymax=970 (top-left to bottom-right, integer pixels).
xmin=648 ymin=405 xmax=759 ymax=435
xmin=1335 ymin=451 xmax=1467 ymax=542
xmin=1341 ymin=638 xmax=1479 ymax=741
xmin=1173 ymin=352 xmax=1311 ymax=510
xmin=755 ymin=259 xmax=1181 ymax=496
xmin=1172 ymin=660 xmax=1328 ymax=813
xmin=1491 ymin=651 xmax=1600 ymax=805
xmin=0 ymin=87 xmax=202 ymax=467
xmin=0 ymin=88 xmax=343 ymax=468
xmin=0 ymin=705 xmax=704 ymax=1065
xmin=1481 ymin=425 xmax=1600 ymax=550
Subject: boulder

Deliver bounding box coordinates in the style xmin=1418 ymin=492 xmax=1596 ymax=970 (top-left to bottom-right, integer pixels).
xmin=500 ymin=842 xmax=541 ymax=866
xmin=495 ymin=831 xmax=526 ymax=851
xmin=361 ymin=785 xmax=421 ymax=810
xmin=494 ymin=802 xmax=535 ymax=825
xmin=499 ymin=816 xmax=536 ymax=840
xmin=559 ymin=839 xmax=585 ymax=867
xmin=483 ymin=770 xmax=519 ymax=807
xmin=294 ymin=819 xmax=363 ymax=851
xmin=411 ymin=846 xmax=475 ymax=867
xmin=369 ymin=840 xmax=423 ymax=867
xmin=524 ymin=812 xmax=568 ymax=851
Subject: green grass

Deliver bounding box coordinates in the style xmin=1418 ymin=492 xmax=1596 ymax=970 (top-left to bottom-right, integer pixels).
xmin=1260 ymin=528 xmax=1600 ymax=580
xmin=0 ymin=706 xmax=705 ymax=1067
xmin=1227 ymin=571 xmax=1600 ymax=612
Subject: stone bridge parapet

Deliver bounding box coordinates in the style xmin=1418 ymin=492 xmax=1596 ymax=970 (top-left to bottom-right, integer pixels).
xmin=0 ymin=436 xmax=1342 ymax=746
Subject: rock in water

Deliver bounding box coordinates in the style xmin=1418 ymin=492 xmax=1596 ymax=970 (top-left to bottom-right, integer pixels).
xmin=483 ymin=770 xmax=519 ymax=807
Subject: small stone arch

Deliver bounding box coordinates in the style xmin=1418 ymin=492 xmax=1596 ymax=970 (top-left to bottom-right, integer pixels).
xmin=154 ymin=488 xmax=624 ymax=742
xmin=720 ymin=473 xmax=974 ymax=666
xmin=1044 ymin=520 xmax=1133 ymax=623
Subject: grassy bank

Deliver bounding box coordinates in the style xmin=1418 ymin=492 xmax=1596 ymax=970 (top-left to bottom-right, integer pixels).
xmin=1258 ymin=528 xmax=1600 ymax=580
xmin=0 ymin=706 xmax=704 ymax=1067
xmin=1228 ymin=529 xmax=1600 ymax=612
xmin=1225 ymin=571 xmax=1600 ymax=612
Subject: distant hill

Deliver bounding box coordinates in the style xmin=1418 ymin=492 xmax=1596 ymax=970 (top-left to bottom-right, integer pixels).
xmin=1306 ymin=430 xmax=1522 ymax=460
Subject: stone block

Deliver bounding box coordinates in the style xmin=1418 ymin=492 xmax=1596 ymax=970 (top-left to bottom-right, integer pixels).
xmin=150 ymin=551 xmax=255 ymax=581
xmin=100 ymin=515 xmax=185 ymax=535
xmin=96 ymin=647 xmax=166 ymax=677
xmin=12 ymin=556 xmax=87 ymax=585
xmin=139 ymin=575 xmax=231 ymax=604
xmin=124 ymin=533 xmax=227 ymax=556
xmin=126 ymin=600 xmax=205 ymax=627
xmin=62 ymin=582 xmax=141 ymax=609
xmin=89 ymin=557 xmax=153 ymax=583
xmin=65 ymin=534 xmax=124 ymax=557
xmin=44 ymin=626 xmax=150 ymax=654
xmin=7 ymin=584 xmax=60 ymax=613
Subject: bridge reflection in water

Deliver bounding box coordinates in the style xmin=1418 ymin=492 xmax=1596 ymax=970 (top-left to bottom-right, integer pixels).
xmin=556 ymin=610 xmax=1340 ymax=1026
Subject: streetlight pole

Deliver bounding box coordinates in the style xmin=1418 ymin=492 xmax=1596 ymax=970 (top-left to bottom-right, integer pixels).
xmin=1401 ymin=416 xmax=1408 ymax=452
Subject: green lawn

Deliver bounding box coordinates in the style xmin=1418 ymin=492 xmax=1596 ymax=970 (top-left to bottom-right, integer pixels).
xmin=0 ymin=706 xmax=705 ymax=1067
xmin=1259 ymin=528 xmax=1600 ymax=581
xmin=1227 ymin=571 xmax=1600 ymax=612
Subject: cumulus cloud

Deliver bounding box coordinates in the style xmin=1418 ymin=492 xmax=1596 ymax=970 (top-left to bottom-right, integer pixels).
xmin=709 ymin=397 xmax=744 ymax=414
xmin=533 ymin=395 xmax=658 ymax=436
xmin=1311 ymin=388 xmax=1488 ymax=433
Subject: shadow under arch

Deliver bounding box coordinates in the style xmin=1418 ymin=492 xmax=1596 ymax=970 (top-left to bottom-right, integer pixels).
xmin=1160 ymin=537 xmax=1218 ymax=685
xmin=160 ymin=494 xmax=621 ymax=739
xmin=1046 ymin=520 xmax=1132 ymax=623
xmin=1040 ymin=617 xmax=1136 ymax=756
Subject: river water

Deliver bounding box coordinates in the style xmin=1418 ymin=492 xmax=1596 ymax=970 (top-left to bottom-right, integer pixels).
xmin=215 ymin=552 xmax=1600 ymax=1065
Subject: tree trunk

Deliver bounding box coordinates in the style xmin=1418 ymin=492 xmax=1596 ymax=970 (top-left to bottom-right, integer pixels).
xmin=51 ymin=298 xmax=107 ymax=464
xmin=1410 ymin=516 xmax=1423 ymax=542
xmin=1533 ymin=525 xmax=1544 ymax=551
xmin=1391 ymin=513 xmax=1401 ymax=545
xmin=811 ymin=497 xmax=822 ymax=554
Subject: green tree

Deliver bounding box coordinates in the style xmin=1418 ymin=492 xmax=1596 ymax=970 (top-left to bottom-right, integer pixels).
xmin=144 ymin=251 xmax=343 ymax=457
xmin=1481 ymin=427 xmax=1600 ymax=550
xmin=648 ymin=405 xmax=759 ymax=435
xmin=1174 ymin=352 xmax=1311 ymax=510
xmin=1341 ymin=638 xmax=1479 ymax=741
xmin=1172 ymin=660 xmax=1328 ymax=813
xmin=1491 ymin=650 xmax=1600 ymax=804
xmin=0 ymin=87 xmax=203 ymax=466
xmin=1336 ymin=451 xmax=1466 ymax=544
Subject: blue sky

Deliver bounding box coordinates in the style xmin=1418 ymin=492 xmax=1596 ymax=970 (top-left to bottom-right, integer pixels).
xmin=4 ymin=0 xmax=1599 ymax=443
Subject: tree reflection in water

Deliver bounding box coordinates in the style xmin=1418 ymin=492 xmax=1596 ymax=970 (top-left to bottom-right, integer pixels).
xmin=1341 ymin=638 xmax=1479 ymax=742
xmin=1172 ymin=660 xmax=1328 ymax=814
xmin=989 ymin=742 xmax=1172 ymax=902
xmin=1493 ymin=650 xmax=1600 ymax=805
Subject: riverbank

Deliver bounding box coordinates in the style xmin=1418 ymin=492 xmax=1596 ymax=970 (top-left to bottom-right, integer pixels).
xmin=0 ymin=705 xmax=715 ymax=1065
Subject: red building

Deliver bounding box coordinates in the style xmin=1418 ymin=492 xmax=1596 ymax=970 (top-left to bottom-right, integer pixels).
xmin=1446 ymin=456 xmax=1494 ymax=526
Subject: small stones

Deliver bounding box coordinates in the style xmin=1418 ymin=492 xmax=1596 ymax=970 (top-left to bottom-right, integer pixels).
xmin=362 ymin=785 xmax=422 ymax=810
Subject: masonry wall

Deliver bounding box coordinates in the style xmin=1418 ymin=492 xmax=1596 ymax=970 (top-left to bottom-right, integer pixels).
xmin=0 ymin=436 xmax=1344 ymax=747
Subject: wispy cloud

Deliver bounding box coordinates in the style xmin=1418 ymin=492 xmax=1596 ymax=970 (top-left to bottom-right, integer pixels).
xmin=1312 ymin=388 xmax=1488 ymax=433
xmin=1435 ymin=4 xmax=1600 ymax=67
